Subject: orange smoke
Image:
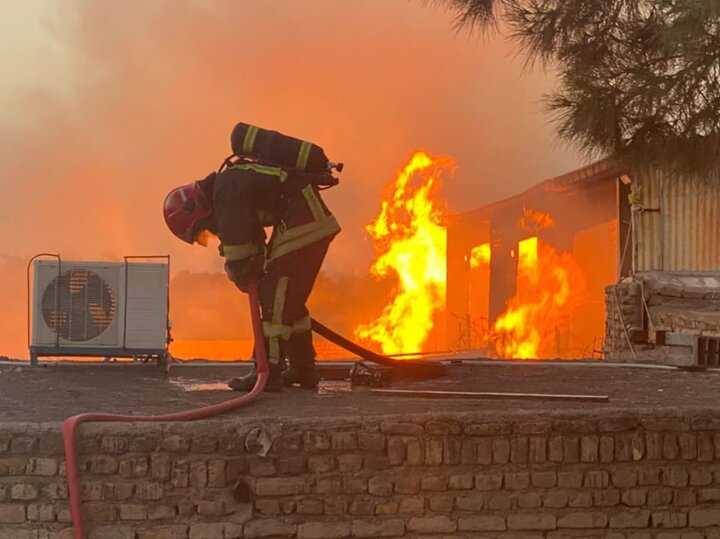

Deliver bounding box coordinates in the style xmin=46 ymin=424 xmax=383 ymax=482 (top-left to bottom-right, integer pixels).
xmin=169 ymin=268 xmax=393 ymax=361
xmin=492 ymin=235 xmax=586 ymax=359
xmin=355 ymin=151 xmax=452 ymax=355
xmin=0 ymin=2 xmax=580 ymax=360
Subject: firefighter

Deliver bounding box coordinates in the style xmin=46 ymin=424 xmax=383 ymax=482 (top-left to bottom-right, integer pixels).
xmin=163 ymin=159 xmax=340 ymax=392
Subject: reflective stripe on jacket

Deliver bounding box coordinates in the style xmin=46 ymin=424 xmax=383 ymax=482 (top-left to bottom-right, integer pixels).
xmin=213 ymin=162 xmax=340 ymax=265
xmin=267 ymin=184 xmax=340 ymax=263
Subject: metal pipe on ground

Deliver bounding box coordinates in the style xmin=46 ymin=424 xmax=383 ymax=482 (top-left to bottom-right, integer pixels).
xmin=370 ymin=388 xmax=609 ymax=403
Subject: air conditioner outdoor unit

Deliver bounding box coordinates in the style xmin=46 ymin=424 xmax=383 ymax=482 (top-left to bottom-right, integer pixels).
xmin=29 ymin=259 xmax=169 ymax=365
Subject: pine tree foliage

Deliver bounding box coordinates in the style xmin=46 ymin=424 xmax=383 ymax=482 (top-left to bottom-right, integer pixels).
xmin=442 ymin=0 xmax=720 ymax=177
xmin=432 ymin=0 xmax=498 ymax=32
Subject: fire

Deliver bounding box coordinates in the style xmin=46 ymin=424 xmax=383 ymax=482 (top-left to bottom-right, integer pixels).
xmin=355 ymin=151 xmax=452 ymax=355
xmin=492 ymin=235 xmax=586 ymax=359
xmin=519 ymin=208 xmax=554 ymax=232
xmin=518 ymin=236 xmax=538 ymax=283
xmin=469 ymin=243 xmax=491 ymax=268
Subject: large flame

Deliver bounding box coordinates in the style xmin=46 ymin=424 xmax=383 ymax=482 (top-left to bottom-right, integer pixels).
xmin=355 ymin=151 xmax=452 ymax=355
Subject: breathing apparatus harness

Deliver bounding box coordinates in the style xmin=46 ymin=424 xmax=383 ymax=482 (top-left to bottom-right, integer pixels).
xmin=217 ymin=154 xmax=341 ymax=191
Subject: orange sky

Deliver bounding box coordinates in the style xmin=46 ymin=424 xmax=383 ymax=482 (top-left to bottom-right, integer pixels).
xmin=0 ymin=0 xmax=583 ymax=359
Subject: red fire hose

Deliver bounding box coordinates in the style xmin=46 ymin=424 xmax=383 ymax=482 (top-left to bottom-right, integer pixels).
xmin=62 ymin=283 xmax=269 ymax=539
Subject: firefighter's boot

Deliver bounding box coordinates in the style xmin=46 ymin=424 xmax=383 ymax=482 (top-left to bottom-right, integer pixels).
xmin=282 ymin=363 xmax=319 ymax=389
xmin=283 ymin=331 xmax=320 ymax=389
xmin=227 ymin=363 xmax=282 ymax=392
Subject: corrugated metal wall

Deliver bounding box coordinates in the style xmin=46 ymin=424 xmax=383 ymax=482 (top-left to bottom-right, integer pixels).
xmin=636 ymin=168 xmax=720 ymax=272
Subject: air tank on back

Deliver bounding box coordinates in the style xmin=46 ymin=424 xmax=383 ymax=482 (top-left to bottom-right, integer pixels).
xmin=231 ymin=123 xmax=343 ymax=174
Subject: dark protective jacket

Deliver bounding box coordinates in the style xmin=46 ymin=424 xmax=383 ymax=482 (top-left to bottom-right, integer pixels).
xmin=211 ymin=162 xmax=340 ymax=266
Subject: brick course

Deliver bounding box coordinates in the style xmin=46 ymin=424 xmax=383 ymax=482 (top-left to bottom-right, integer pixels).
xmin=2 ymin=412 xmax=720 ymax=536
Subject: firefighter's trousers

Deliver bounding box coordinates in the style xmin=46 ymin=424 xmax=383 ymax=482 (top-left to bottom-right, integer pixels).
xmin=259 ymin=239 xmax=330 ymax=368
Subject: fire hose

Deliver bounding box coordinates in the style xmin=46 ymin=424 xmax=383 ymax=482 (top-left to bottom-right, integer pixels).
xmin=311 ymin=319 xmax=447 ymax=379
xmin=62 ymin=287 xmax=444 ymax=538
xmin=62 ymin=283 xmax=269 ymax=539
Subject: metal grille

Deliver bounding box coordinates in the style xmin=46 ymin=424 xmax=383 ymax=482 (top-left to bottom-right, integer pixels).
xmin=698 ymin=337 xmax=720 ymax=368
xmin=41 ymin=269 xmax=116 ymax=341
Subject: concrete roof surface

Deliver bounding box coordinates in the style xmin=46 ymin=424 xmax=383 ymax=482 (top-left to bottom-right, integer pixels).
xmin=1 ymin=361 xmax=719 ymax=424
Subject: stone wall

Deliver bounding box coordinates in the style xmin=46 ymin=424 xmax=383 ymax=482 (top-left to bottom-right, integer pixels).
xmin=604 ymin=273 xmax=720 ymax=364
xmin=604 ymin=280 xmax=646 ymax=361
xmin=3 ymin=411 xmax=720 ymax=538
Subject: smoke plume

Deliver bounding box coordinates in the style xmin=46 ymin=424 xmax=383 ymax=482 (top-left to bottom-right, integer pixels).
xmin=0 ymin=0 xmax=581 ymax=359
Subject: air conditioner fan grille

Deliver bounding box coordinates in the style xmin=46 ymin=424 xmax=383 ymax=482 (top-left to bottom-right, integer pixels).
xmin=41 ymin=269 xmax=116 ymax=341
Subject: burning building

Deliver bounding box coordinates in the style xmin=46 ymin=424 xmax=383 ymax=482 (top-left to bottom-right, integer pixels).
xmin=446 ymin=160 xmax=720 ymax=366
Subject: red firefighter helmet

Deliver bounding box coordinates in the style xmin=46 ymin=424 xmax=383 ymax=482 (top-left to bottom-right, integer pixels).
xmin=163 ymin=180 xmax=212 ymax=244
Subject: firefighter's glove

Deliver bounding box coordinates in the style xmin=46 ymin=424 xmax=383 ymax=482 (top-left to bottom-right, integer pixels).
xmin=225 ymin=255 xmax=264 ymax=293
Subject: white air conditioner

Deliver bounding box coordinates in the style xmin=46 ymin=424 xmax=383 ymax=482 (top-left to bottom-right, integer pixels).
xmin=30 ymin=259 xmax=169 ymax=364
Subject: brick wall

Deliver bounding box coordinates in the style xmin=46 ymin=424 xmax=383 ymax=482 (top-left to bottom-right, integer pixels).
xmin=2 ymin=411 xmax=720 ymax=538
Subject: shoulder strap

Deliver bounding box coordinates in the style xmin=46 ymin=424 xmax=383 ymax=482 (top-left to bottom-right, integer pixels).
xmin=217 ymin=156 xmax=338 ymax=188
xmin=226 ymin=162 xmax=289 ymax=183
